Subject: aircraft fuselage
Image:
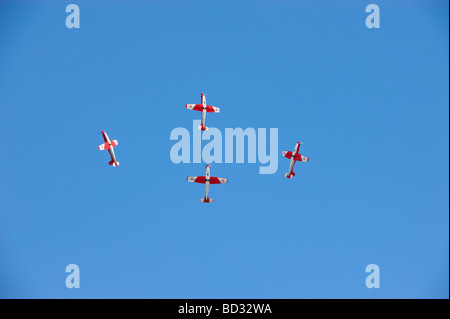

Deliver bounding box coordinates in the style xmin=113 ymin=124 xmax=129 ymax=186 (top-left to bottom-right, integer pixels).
xmin=288 ymin=142 xmax=300 ymax=175
xmin=102 ymin=131 xmax=118 ymax=165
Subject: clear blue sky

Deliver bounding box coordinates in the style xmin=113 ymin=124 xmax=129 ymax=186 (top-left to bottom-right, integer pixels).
xmin=0 ymin=0 xmax=448 ymax=298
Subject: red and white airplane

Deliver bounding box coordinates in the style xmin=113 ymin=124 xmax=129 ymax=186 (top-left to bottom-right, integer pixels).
xmin=186 ymin=93 xmax=220 ymax=131
xmin=187 ymin=165 xmax=228 ymax=203
xmin=98 ymin=130 xmax=119 ymax=167
xmin=282 ymin=141 xmax=309 ymax=179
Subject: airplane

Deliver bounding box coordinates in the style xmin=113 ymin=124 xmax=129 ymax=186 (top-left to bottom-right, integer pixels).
xmin=187 ymin=165 xmax=228 ymax=203
xmin=281 ymin=141 xmax=309 ymax=179
xmin=186 ymin=93 xmax=220 ymax=131
xmin=98 ymin=130 xmax=120 ymax=167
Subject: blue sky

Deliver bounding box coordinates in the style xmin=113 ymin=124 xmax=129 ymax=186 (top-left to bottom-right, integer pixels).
xmin=0 ymin=0 xmax=448 ymax=298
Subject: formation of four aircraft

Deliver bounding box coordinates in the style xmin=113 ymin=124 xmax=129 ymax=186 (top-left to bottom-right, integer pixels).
xmin=98 ymin=93 xmax=309 ymax=203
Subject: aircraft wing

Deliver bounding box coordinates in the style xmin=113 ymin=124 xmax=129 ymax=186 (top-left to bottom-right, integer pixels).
xmin=282 ymin=151 xmax=292 ymax=159
xmin=282 ymin=151 xmax=309 ymax=162
xmin=99 ymin=143 xmax=110 ymax=150
xmin=206 ymin=105 xmax=220 ymax=113
xmin=98 ymin=140 xmax=118 ymax=150
xmin=186 ymin=104 xmax=203 ymax=111
xmin=187 ymin=176 xmax=206 ymax=183
xmin=294 ymin=154 xmax=309 ymax=162
xmin=209 ymin=177 xmax=228 ymax=184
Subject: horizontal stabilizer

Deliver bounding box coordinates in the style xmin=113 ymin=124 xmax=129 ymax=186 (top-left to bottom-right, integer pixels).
xmin=109 ymin=160 xmax=119 ymax=167
xmin=198 ymin=125 xmax=209 ymax=131
xmin=284 ymin=173 xmax=295 ymax=179
xmin=200 ymin=197 xmax=213 ymax=203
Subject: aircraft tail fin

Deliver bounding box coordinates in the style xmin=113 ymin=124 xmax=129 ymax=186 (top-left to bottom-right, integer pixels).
xmin=109 ymin=160 xmax=120 ymax=167
xmin=285 ymin=172 xmax=295 ymax=179
xmin=200 ymin=196 xmax=213 ymax=203
xmin=198 ymin=125 xmax=209 ymax=131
